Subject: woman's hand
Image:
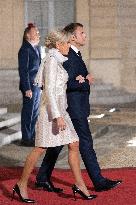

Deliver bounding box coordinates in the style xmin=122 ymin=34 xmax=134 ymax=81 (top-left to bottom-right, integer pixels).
xmin=56 ymin=117 xmax=66 ymax=131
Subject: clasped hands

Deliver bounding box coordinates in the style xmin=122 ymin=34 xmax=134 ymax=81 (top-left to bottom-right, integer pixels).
xmin=76 ymin=74 xmax=94 ymax=85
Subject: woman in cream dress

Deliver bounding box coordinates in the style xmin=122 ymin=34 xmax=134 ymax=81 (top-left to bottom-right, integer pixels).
xmin=12 ymin=30 xmax=96 ymax=203
xmin=35 ymin=47 xmax=78 ymax=147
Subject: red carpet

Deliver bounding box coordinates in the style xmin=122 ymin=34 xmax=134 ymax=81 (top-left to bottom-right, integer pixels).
xmin=0 ymin=167 xmax=136 ymax=205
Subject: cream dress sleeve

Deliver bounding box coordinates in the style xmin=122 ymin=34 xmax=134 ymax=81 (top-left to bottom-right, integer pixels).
xmin=44 ymin=56 xmax=61 ymax=119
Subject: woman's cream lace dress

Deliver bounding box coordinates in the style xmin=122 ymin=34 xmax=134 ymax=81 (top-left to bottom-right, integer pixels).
xmin=35 ymin=48 xmax=78 ymax=147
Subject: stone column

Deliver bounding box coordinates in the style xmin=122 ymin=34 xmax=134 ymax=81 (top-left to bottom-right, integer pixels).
xmin=75 ymin=0 xmax=90 ymax=68
xmin=89 ymin=0 xmax=123 ymax=87
xmin=117 ymin=0 xmax=136 ymax=92
xmin=48 ymin=0 xmax=55 ymax=32
xmin=0 ymin=0 xmax=24 ymax=69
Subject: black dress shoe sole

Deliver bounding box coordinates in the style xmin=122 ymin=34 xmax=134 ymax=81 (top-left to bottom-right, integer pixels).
xmin=35 ymin=184 xmax=53 ymax=192
xmin=95 ymin=181 xmax=122 ymax=192
xmin=35 ymin=183 xmax=63 ymax=193
xmin=37 ymin=187 xmax=53 ymax=192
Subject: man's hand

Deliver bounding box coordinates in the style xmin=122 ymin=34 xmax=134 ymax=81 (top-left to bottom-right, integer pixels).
xmin=76 ymin=75 xmax=85 ymax=83
xmin=25 ymin=90 xmax=32 ymax=99
xmin=86 ymin=74 xmax=94 ymax=85
xmin=56 ymin=117 xmax=66 ymax=131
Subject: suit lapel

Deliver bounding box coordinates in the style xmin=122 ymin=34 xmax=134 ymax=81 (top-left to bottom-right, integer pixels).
xmin=69 ymin=48 xmax=87 ymax=68
xmin=24 ymin=41 xmax=41 ymax=60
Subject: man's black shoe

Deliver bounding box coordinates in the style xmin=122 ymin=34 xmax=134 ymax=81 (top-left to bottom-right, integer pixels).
xmin=35 ymin=181 xmax=63 ymax=193
xmin=20 ymin=140 xmax=35 ymax=147
xmin=95 ymin=179 xmax=122 ymax=192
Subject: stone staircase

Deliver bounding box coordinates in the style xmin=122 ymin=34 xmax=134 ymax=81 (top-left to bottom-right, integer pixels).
xmin=0 ymin=70 xmax=22 ymax=111
xmin=0 ymin=69 xmax=136 ymax=109
xmin=0 ymin=107 xmax=21 ymax=147
xmin=90 ymin=80 xmax=136 ymax=105
xmin=0 ymin=73 xmax=136 ymax=147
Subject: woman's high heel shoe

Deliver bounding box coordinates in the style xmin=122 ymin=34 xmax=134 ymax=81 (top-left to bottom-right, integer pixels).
xmin=72 ymin=184 xmax=97 ymax=201
xmin=11 ymin=184 xmax=35 ymax=203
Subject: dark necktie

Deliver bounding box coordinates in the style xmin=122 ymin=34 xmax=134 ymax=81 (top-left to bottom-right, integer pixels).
xmin=34 ymin=46 xmax=39 ymax=57
xmin=77 ymin=51 xmax=82 ymax=58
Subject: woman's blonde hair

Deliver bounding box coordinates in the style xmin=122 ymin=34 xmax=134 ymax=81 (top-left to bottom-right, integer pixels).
xmin=45 ymin=29 xmax=70 ymax=49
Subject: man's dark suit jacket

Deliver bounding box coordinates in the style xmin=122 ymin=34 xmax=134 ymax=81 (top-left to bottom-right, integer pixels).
xmin=18 ymin=40 xmax=41 ymax=93
xmin=63 ymin=47 xmax=90 ymax=119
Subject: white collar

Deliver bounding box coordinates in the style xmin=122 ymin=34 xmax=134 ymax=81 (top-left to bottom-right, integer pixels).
xmin=28 ymin=41 xmax=38 ymax=48
xmin=48 ymin=48 xmax=68 ymax=63
xmin=71 ymin=45 xmax=79 ymax=54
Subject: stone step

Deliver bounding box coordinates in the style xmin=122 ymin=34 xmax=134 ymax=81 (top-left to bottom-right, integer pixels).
xmin=0 ymin=70 xmax=18 ymax=76
xmin=0 ymin=75 xmax=19 ymax=79
xmin=90 ymin=88 xmax=131 ymax=97
xmin=0 ymin=78 xmax=19 ymax=84
xmin=0 ymin=84 xmax=125 ymax=95
xmin=0 ymin=70 xmax=136 ymax=107
xmin=90 ymin=94 xmax=136 ymax=105
xmin=0 ymin=90 xmax=20 ymax=94
xmin=0 ymin=131 xmax=21 ymax=147
xmin=0 ymin=94 xmax=22 ymax=105
xmin=0 ymin=81 xmax=19 ymax=87
xmin=0 ymin=80 xmax=113 ymax=91
xmin=0 ymin=84 xmax=112 ymax=94
xmin=0 ymin=111 xmax=21 ymax=147
xmin=91 ymin=83 xmax=113 ymax=91
xmin=0 ymin=113 xmax=21 ymax=129
xmin=0 ymin=108 xmax=7 ymax=115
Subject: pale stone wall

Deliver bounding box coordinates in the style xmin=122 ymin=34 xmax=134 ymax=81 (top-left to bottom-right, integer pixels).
xmin=0 ymin=0 xmax=24 ymax=69
xmin=0 ymin=0 xmax=136 ymax=94
xmin=89 ymin=0 xmax=123 ymax=87
xmin=75 ymin=0 xmax=122 ymax=87
xmin=117 ymin=0 xmax=136 ymax=92
xmin=76 ymin=0 xmax=136 ymax=92
xmin=75 ymin=0 xmax=90 ymax=67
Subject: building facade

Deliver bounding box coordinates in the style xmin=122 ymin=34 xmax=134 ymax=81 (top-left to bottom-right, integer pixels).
xmin=0 ymin=0 xmax=136 ymax=108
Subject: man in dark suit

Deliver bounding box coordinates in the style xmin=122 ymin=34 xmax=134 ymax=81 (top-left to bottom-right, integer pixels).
xmin=35 ymin=23 xmax=122 ymax=192
xmin=18 ymin=23 xmax=41 ymax=146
